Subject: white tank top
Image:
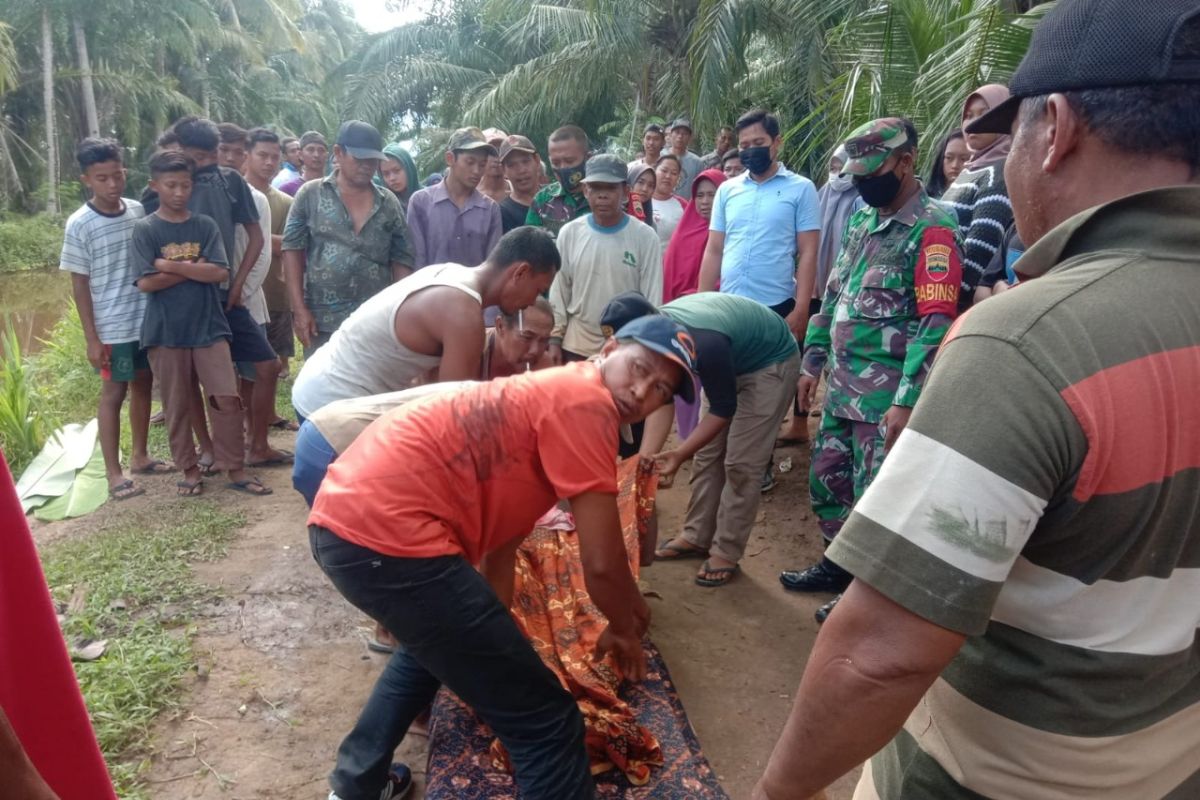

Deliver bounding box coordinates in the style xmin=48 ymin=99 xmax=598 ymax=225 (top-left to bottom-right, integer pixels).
xmin=291 ymin=263 xmax=482 ymax=417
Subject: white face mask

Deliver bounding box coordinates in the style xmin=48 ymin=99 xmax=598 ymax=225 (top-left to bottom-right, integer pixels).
xmin=828 ymin=173 xmax=854 ymax=192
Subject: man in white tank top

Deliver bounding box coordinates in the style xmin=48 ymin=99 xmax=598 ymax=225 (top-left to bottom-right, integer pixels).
xmin=291 ymin=227 xmax=561 ymax=420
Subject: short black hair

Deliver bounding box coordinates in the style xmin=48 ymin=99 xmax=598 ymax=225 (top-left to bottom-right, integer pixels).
xmin=280 ymin=136 xmax=299 ymax=148
xmin=217 ymin=122 xmax=248 ymax=146
xmin=76 ymin=137 xmax=123 ymax=171
xmin=156 ymin=128 xmax=179 ymax=148
xmin=735 ymin=108 xmax=780 ymax=139
xmin=1018 ymin=16 xmax=1200 ymax=174
xmin=488 ymin=227 xmax=561 ymax=274
xmin=499 ymin=296 xmax=554 ymax=327
xmin=173 ymin=116 xmax=220 ymax=152
xmin=656 ymin=153 xmax=681 ymax=169
xmin=926 ymin=129 xmax=965 ymax=197
xmin=549 ymin=125 xmax=589 ymax=149
xmin=148 ymin=149 xmax=195 ymax=177
xmin=722 ymin=148 xmax=740 ymax=164
xmin=247 ymin=127 xmax=281 ymax=149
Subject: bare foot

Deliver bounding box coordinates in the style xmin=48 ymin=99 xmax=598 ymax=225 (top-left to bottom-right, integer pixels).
xmin=246 ymin=447 xmax=294 ymax=466
xmin=654 ymin=537 xmax=707 ymax=560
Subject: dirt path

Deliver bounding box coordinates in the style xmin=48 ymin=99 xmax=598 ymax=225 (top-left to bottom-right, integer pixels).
xmin=104 ymin=436 xmax=860 ymax=799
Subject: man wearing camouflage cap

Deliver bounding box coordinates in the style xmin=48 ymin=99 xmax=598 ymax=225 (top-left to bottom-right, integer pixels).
xmin=779 ymin=117 xmax=963 ymax=623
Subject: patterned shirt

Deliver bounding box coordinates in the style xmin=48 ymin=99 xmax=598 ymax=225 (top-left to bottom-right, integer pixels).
xmin=59 ymin=199 xmax=146 ymax=344
xmin=830 ymin=185 xmax=1200 ymax=800
xmin=524 ymin=182 xmax=589 ymax=238
xmin=802 ymin=189 xmax=962 ymax=422
xmin=281 ymin=173 xmax=414 ymax=333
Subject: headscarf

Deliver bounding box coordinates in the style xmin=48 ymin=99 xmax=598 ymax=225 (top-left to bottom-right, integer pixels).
xmin=816 ymin=146 xmax=861 ymax=297
xmin=963 ymin=84 xmax=1013 ymax=169
xmin=626 ymin=163 xmax=656 ymax=228
xmin=374 ymin=143 xmax=419 ymax=210
xmin=662 ymin=168 xmax=726 ymax=303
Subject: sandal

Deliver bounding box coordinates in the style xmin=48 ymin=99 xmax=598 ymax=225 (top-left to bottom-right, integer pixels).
xmin=270 ymin=418 xmax=300 ymax=431
xmin=132 ymin=459 xmax=174 ymax=475
xmin=654 ymin=540 xmax=708 ymax=560
xmin=109 ymin=479 xmax=145 ymax=502
xmin=695 ymin=559 xmax=739 ymax=588
xmin=227 ymin=477 xmax=273 ymax=496
xmin=246 ymin=449 xmax=294 ymax=468
xmin=176 ymin=479 xmax=204 ymax=497
xmin=197 ymin=454 xmax=218 ymax=477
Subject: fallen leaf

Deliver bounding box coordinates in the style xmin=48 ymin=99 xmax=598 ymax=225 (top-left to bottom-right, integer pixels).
xmin=67 ymin=586 xmax=88 ymax=615
xmin=108 ymin=598 xmax=128 ymax=612
xmin=778 ymin=457 xmax=794 ymax=473
xmin=641 ymin=589 xmax=663 ymax=600
xmin=72 ymin=639 xmax=107 ymax=661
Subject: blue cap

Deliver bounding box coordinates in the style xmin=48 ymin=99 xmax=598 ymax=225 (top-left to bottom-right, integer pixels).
xmin=614 ymin=315 xmax=698 ymax=402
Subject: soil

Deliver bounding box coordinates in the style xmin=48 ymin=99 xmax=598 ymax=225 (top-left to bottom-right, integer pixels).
xmin=36 ymin=427 xmax=860 ymax=799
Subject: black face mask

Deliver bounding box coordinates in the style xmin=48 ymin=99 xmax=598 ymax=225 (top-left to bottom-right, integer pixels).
xmin=556 ymin=163 xmax=585 ymax=193
xmin=739 ymin=146 xmax=773 ymax=175
xmin=855 ymin=169 xmax=903 ymax=208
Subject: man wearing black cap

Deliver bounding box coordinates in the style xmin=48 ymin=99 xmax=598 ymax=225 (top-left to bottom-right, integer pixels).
xmin=499 ymin=134 xmax=541 ymax=232
xmin=751 ymin=2 xmax=1200 ymax=798
xmin=406 ymin=126 xmax=503 ymax=270
xmin=667 ymin=117 xmax=705 ymax=197
xmin=282 ymin=120 xmax=414 ymax=356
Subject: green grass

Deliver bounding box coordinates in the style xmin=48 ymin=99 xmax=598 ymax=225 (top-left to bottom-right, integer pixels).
xmin=40 ymin=501 xmax=244 ymax=798
xmin=0 ymin=214 xmax=64 ymax=273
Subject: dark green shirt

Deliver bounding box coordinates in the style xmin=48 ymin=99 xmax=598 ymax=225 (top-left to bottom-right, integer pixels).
xmin=524 ymin=182 xmax=589 ymax=238
xmin=663 ymin=292 xmax=798 ymax=375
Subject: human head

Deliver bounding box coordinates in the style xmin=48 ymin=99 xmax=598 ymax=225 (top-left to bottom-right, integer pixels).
xmin=962 ymin=84 xmax=1011 ymax=155
xmin=547 ymin=125 xmax=590 ymax=194
xmin=217 ymin=123 xmax=249 ymax=171
xmin=281 ymin=136 xmax=301 ymax=169
xmin=581 ymin=153 xmax=629 ymax=224
xmin=379 ymin=144 xmax=418 ymax=202
xmin=929 ymin=130 xmax=968 ymax=196
xmin=334 ymin=120 xmax=385 ymax=188
xmin=298 ymin=131 xmax=329 ymax=174
xmin=722 ymin=148 xmax=744 ymax=178
xmin=841 ymin=117 xmax=919 ymax=209
xmin=693 ymin=175 xmax=719 ymax=220
xmin=653 ymin=153 xmax=681 ymax=196
xmin=485 ymin=227 xmax=562 ymax=314
xmin=494 ymin=297 xmax=555 ymax=372
xmin=734 ymin=108 xmax=782 ymax=175
xmin=245 ymin=127 xmax=282 ymax=185
xmin=669 ymin=118 xmax=693 ymax=153
xmin=482 ymin=127 xmax=507 ymax=179
xmin=500 ymin=134 xmax=540 ymax=195
xmin=983 ymin=2 xmax=1200 ymax=246
xmin=642 ymin=124 xmax=666 ymax=161
xmin=147 ymin=149 xmax=195 ymax=214
xmin=599 ymin=315 xmax=698 ymax=422
xmin=76 ymin=138 xmax=126 ymax=207
xmin=714 ymin=126 xmax=735 ymax=154
xmin=628 ymin=163 xmax=656 ymax=201
xmin=445 ymin=126 xmax=496 ymax=192
xmin=173 ymin=115 xmax=220 ymax=169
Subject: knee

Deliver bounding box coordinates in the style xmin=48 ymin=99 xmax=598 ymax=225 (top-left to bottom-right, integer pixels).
xmin=256 ymin=359 xmax=281 ymax=380
xmin=100 ymin=382 xmax=128 ymax=406
xmin=209 ymin=394 xmax=244 ymax=413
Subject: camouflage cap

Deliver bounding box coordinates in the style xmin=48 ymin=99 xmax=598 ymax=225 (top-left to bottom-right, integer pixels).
xmin=447 ymin=126 xmax=498 ymax=156
xmin=839 ymin=118 xmax=910 ymax=177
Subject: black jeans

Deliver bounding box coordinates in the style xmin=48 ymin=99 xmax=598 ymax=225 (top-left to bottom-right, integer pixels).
xmin=309 ymin=525 xmax=594 ymax=800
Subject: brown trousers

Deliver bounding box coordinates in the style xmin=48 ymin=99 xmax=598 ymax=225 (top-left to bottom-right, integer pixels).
xmin=148 ymin=341 xmax=245 ymax=473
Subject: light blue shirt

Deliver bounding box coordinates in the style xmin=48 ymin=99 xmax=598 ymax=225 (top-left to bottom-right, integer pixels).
xmin=710 ymin=165 xmax=821 ymax=306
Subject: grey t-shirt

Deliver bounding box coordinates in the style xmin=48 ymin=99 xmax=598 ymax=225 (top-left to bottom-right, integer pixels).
xmin=132 ymin=213 xmax=232 ymax=348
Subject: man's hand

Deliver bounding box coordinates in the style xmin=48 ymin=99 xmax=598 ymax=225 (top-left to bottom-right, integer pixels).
xmin=784 ymin=307 xmax=808 ymax=341
xmin=85 ymin=339 xmax=106 ymax=371
xmin=547 ymin=342 xmax=563 ymax=366
xmin=882 ymin=404 xmax=914 ymax=451
xmin=225 ymin=278 xmax=246 ymax=311
xmin=654 ymin=449 xmax=686 ymax=488
xmin=797 ymin=374 xmax=819 ymax=413
xmin=595 ymin=626 xmax=648 ymax=682
xmin=292 ymin=306 xmax=317 ymax=348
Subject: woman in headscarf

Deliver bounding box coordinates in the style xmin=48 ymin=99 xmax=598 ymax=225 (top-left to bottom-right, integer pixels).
xmin=626 ymin=163 xmax=657 ymax=228
xmin=940 ymin=84 xmax=1016 ymax=305
xmin=377 ymin=143 xmax=419 ymax=212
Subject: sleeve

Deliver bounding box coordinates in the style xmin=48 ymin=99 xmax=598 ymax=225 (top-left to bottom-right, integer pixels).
xmin=59 ymin=216 xmax=90 ymax=275
xmin=709 ymin=183 xmax=728 ymax=233
xmin=794 ymin=181 xmax=822 ymax=232
xmin=132 ymin=223 xmax=158 ymax=279
xmin=640 ymin=232 xmax=664 ymax=305
xmin=389 ymin=199 xmax=414 ymax=267
xmin=199 ymin=219 xmax=230 ymax=268
xmin=548 ymin=231 xmax=571 ymax=341
xmin=229 ymin=172 xmax=259 ymax=225
xmin=693 ymin=329 xmax=738 ymax=418
xmin=959 ymin=178 xmax=1014 ymax=297
xmin=826 ymin=332 xmax=1086 ymax=634
xmin=800 ymin=248 xmax=842 ymax=377
xmin=536 ymin=390 xmax=620 ymax=498
xmin=524 ymin=192 xmax=545 ymax=227
xmin=485 ymin=202 xmax=502 ymax=257
xmin=894 ymin=225 xmax=963 ymax=407
xmin=280 ymin=185 xmax=311 ymax=252
xmin=406 ymin=193 xmax=428 ymax=269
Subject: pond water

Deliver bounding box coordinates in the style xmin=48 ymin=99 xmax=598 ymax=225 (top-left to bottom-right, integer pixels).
xmin=0 ymin=270 xmax=74 ymax=359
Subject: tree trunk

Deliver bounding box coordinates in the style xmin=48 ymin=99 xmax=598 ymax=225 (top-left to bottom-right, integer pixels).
xmin=73 ymin=18 xmax=99 ymax=138
xmin=41 ymin=9 xmax=58 ymax=215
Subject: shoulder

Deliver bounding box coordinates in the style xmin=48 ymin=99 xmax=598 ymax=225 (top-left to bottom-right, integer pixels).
xmin=532 ymin=184 xmax=560 ymax=205
xmin=125 ymin=198 xmax=145 ymax=216
xmin=193 ymin=214 xmax=223 ymax=235
xmin=65 ymin=204 xmax=95 ymax=230
xmin=916 ymin=195 xmax=959 ymax=230
xmin=220 ymin=166 xmax=250 ymax=189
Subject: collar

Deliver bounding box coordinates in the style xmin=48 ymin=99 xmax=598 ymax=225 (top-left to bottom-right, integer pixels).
xmin=586 ymin=213 xmax=630 ymax=233
xmin=429 ymin=180 xmax=490 ymax=210
xmin=740 ymin=163 xmax=793 ymax=186
xmin=547 ymin=181 xmax=586 ymax=204
xmin=865 ymin=187 xmax=925 ymax=232
xmin=1015 ymin=185 xmax=1200 ymax=279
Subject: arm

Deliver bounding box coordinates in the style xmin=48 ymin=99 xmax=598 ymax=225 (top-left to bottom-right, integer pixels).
xmin=391 ymin=262 xmax=413 ymax=282
xmin=390 ymin=200 xmax=415 ymax=280
xmin=486 ymin=203 xmax=502 ymax=258
xmin=641 ymin=235 xmax=664 ymax=305
xmin=524 ymin=194 xmax=544 ymax=227
xmin=697 ymin=231 xmax=725 ymax=292
xmin=547 ymin=246 xmax=570 ymax=364
xmin=480 ymin=536 xmax=521 ymax=608
xmin=959 ymin=182 xmax=1014 ymax=299
xmin=653 ymin=334 xmax=737 ymax=480
xmin=751 ymin=581 xmax=966 ymax=800
xmin=405 ymin=196 xmax=428 ymax=270
xmin=227 ymin=221 xmax=263 ymax=309
xmin=270 ymin=232 xmax=284 ymax=257
xmin=69 ymin=273 xmax=105 ymax=369
xmin=785 ymin=230 xmax=820 ymax=339
xmin=280 ymin=190 xmax=316 ymax=345
xmin=433 ymin=305 xmax=486 ymax=382
xmin=137 ymin=272 xmax=187 ymax=292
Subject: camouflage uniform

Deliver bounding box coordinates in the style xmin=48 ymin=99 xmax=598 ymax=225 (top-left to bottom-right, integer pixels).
xmin=524 ymin=181 xmax=590 ymax=238
xmin=802 ymin=120 xmax=964 ymax=541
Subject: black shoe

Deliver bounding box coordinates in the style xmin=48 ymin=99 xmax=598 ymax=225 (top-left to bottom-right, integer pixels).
xmin=779 ymin=558 xmax=852 ymax=594
xmin=815 ymin=593 xmax=842 ymax=624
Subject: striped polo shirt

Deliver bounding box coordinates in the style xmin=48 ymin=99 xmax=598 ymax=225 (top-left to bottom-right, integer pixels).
xmin=59 ymin=199 xmax=146 ymax=344
xmin=828 ymin=186 xmax=1200 ymax=799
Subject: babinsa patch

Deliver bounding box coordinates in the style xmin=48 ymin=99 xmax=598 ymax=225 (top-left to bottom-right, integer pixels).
xmin=924 ymin=243 xmax=952 ymax=281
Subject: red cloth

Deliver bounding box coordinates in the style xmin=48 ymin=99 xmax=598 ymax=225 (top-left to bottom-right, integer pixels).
xmin=662 ymin=168 xmax=727 ymax=303
xmin=0 ymin=455 xmax=116 ymax=799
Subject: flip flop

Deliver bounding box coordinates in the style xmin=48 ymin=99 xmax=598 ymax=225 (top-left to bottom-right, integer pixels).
xmin=108 ymin=479 xmax=145 ymax=502
xmin=197 ymin=455 xmax=219 ymax=476
xmin=176 ymin=479 xmax=204 ymax=497
xmin=654 ymin=540 xmax=708 ymax=560
xmin=367 ymin=636 xmax=397 ymax=655
xmin=246 ymin=450 xmax=294 ymax=467
xmin=227 ymin=477 xmax=273 ymax=496
xmin=695 ymin=559 xmax=739 ymax=588
xmin=270 ymin=418 xmax=300 ymax=431
xmin=132 ymin=459 xmax=174 ymax=475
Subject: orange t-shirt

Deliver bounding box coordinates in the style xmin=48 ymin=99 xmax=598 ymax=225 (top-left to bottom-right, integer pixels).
xmin=308 ymin=362 xmax=620 ymax=563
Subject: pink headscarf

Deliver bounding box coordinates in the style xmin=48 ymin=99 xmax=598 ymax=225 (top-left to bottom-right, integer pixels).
xmin=662 ymin=168 xmax=727 ymax=303
xmin=963 ymin=83 xmax=1013 ymax=169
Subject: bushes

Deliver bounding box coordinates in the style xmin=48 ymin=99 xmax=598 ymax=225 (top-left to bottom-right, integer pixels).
xmin=0 ymin=214 xmax=64 ymax=273
xmin=0 ymin=323 xmax=47 ymax=474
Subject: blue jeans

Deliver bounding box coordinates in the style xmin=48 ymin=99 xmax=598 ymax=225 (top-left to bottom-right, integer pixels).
xmin=292 ymin=420 xmax=337 ymax=506
xmin=308 ymin=525 xmax=594 ymax=800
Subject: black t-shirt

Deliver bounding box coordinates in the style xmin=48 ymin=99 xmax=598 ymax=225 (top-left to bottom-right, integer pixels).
xmin=142 ymin=165 xmax=258 ymax=262
xmin=691 ymin=327 xmax=738 ymax=418
xmin=133 ymin=213 xmax=232 ymax=348
xmin=500 ymin=196 xmax=531 ymax=233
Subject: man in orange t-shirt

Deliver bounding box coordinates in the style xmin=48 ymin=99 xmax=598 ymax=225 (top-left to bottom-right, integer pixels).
xmin=308 ymin=315 xmax=697 ymax=800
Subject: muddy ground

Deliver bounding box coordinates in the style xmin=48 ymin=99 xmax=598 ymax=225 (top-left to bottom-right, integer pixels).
xmin=38 ymin=429 xmax=859 ymax=799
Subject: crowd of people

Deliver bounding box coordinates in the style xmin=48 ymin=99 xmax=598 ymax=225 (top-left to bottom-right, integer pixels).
xmin=47 ymin=0 xmax=1199 ymax=798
